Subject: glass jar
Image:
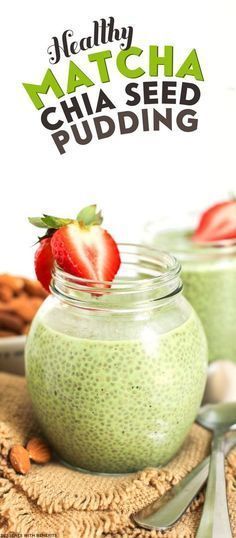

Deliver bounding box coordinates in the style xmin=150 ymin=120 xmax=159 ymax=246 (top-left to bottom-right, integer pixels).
xmin=25 ymin=244 xmax=207 ymax=474
xmin=145 ymin=216 xmax=236 ymax=363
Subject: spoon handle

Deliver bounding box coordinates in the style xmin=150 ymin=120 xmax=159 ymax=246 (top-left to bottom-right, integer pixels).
xmin=196 ymin=431 xmax=232 ymax=538
xmin=133 ymin=456 xmax=210 ymax=530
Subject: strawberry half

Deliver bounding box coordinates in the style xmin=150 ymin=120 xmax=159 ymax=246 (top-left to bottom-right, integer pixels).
xmin=34 ymin=237 xmax=54 ymax=292
xmin=51 ymin=222 xmax=121 ymax=284
xmin=192 ymin=200 xmax=236 ymax=243
xmin=29 ymin=205 xmax=121 ymax=290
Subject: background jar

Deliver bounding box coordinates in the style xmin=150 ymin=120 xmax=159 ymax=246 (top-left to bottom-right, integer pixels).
xmin=25 ymin=244 xmax=207 ymax=474
xmin=145 ymin=216 xmax=236 ymax=363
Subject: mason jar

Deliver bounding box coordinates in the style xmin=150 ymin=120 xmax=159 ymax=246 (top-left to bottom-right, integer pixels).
xmin=145 ymin=216 xmax=236 ymax=363
xmin=25 ymin=244 xmax=207 ymax=474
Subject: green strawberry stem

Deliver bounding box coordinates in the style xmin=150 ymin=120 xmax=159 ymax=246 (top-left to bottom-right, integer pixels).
xmin=76 ymin=205 xmax=103 ymax=226
xmin=28 ymin=205 xmax=103 ymax=237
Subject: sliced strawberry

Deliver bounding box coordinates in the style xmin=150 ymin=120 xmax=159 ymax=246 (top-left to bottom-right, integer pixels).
xmin=192 ymin=200 xmax=236 ymax=243
xmin=29 ymin=205 xmax=121 ymax=289
xmin=51 ymin=222 xmax=121 ymax=284
xmin=34 ymin=237 xmax=54 ymax=292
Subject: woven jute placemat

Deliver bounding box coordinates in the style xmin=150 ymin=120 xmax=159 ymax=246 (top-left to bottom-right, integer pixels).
xmin=0 ymin=373 xmax=235 ymax=538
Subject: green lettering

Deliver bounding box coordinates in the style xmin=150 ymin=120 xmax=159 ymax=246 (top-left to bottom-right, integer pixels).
xmin=176 ymin=49 xmax=204 ymax=81
xmin=117 ymin=47 xmax=145 ymax=79
xmin=23 ymin=69 xmax=64 ymax=110
xmin=67 ymin=61 xmax=94 ymax=94
xmin=88 ymin=50 xmax=112 ymax=83
xmin=149 ymin=46 xmax=173 ymax=77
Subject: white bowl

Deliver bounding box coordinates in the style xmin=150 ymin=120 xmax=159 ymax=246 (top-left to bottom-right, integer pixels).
xmin=0 ymin=335 xmax=26 ymax=376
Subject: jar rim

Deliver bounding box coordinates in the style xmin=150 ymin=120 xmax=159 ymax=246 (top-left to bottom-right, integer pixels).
xmin=52 ymin=243 xmax=181 ymax=289
xmin=50 ymin=243 xmax=182 ymax=311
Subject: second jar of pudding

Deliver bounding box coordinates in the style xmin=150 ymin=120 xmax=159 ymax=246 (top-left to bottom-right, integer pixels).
xmin=145 ymin=217 xmax=236 ymax=363
xmin=25 ymin=244 xmax=207 ymax=474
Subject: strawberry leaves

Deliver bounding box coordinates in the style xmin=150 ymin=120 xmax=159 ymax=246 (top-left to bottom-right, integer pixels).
xmin=28 ymin=215 xmax=73 ymax=229
xmin=76 ymin=205 xmax=103 ymax=227
xmin=28 ymin=217 xmax=49 ymax=229
xmin=29 ymin=205 xmax=103 ymax=231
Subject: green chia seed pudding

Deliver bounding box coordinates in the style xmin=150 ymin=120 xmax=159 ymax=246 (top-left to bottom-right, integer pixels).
xmin=148 ymin=227 xmax=236 ymax=363
xmin=25 ymin=246 xmax=207 ymax=473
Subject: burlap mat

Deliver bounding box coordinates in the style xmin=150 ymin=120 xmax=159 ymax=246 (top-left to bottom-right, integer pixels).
xmin=0 ymin=373 xmax=235 ymax=538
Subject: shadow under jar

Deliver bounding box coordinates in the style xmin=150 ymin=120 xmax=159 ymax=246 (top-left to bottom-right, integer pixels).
xmin=145 ymin=217 xmax=236 ymax=364
xmin=25 ymin=244 xmax=207 ymax=474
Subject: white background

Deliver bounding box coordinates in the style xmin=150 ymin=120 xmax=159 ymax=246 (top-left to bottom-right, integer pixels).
xmin=1 ymin=0 xmax=236 ymax=276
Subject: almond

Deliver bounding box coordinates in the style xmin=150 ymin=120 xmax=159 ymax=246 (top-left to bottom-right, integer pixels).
xmin=9 ymin=445 xmax=31 ymax=474
xmin=0 ymin=285 xmax=13 ymax=303
xmin=0 ymin=312 xmax=24 ymax=334
xmin=26 ymin=437 xmax=52 ymax=464
xmin=0 ymin=274 xmax=47 ymax=339
xmin=23 ymin=323 xmax=30 ymax=335
xmin=0 ymin=329 xmax=16 ymax=337
xmin=0 ymin=274 xmax=24 ymax=293
xmin=4 ymin=295 xmax=43 ymax=323
xmin=24 ymin=278 xmax=48 ymax=299
xmin=21 ymin=297 xmax=43 ymax=322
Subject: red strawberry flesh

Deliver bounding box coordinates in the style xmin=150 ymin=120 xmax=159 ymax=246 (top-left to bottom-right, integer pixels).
xmin=51 ymin=223 xmax=121 ymax=284
xmin=34 ymin=237 xmax=54 ymax=292
xmin=192 ymin=201 xmax=236 ymax=243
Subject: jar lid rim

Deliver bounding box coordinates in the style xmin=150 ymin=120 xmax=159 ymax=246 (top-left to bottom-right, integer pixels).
xmin=51 ymin=243 xmax=181 ymax=295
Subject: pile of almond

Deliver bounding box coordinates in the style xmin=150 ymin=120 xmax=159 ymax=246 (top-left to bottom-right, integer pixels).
xmin=9 ymin=437 xmax=52 ymax=474
xmin=0 ymin=274 xmax=48 ymax=337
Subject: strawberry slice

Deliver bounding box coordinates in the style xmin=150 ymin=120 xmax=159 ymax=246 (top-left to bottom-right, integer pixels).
xmin=34 ymin=237 xmax=54 ymax=292
xmin=192 ymin=200 xmax=236 ymax=243
xmin=51 ymin=222 xmax=121 ymax=284
xmin=29 ymin=205 xmax=121 ymax=289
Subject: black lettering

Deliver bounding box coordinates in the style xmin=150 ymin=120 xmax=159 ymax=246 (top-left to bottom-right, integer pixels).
xmin=60 ymin=97 xmax=83 ymax=123
xmin=41 ymin=107 xmax=63 ymax=130
xmin=153 ymin=108 xmax=172 ymax=130
xmin=118 ymin=111 xmax=139 ymax=134
xmin=52 ymin=130 xmax=70 ymax=154
xmin=81 ymin=93 xmax=94 ymax=115
xmin=177 ymin=109 xmax=198 ymax=131
xmin=125 ymin=83 xmax=140 ymax=106
xmin=71 ymin=121 xmax=93 ymax=144
xmin=162 ymin=82 xmax=177 ymax=104
xmin=142 ymin=108 xmax=149 ymax=131
xmin=96 ymin=90 xmax=116 ymax=113
xmin=180 ymin=83 xmax=201 ymax=105
xmin=143 ymin=81 xmax=158 ymax=104
xmin=94 ymin=115 xmax=115 ymax=139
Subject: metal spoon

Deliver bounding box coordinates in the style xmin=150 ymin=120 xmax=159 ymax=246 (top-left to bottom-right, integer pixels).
xmin=195 ymin=402 xmax=236 ymax=538
xmin=133 ymin=431 xmax=236 ymax=530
